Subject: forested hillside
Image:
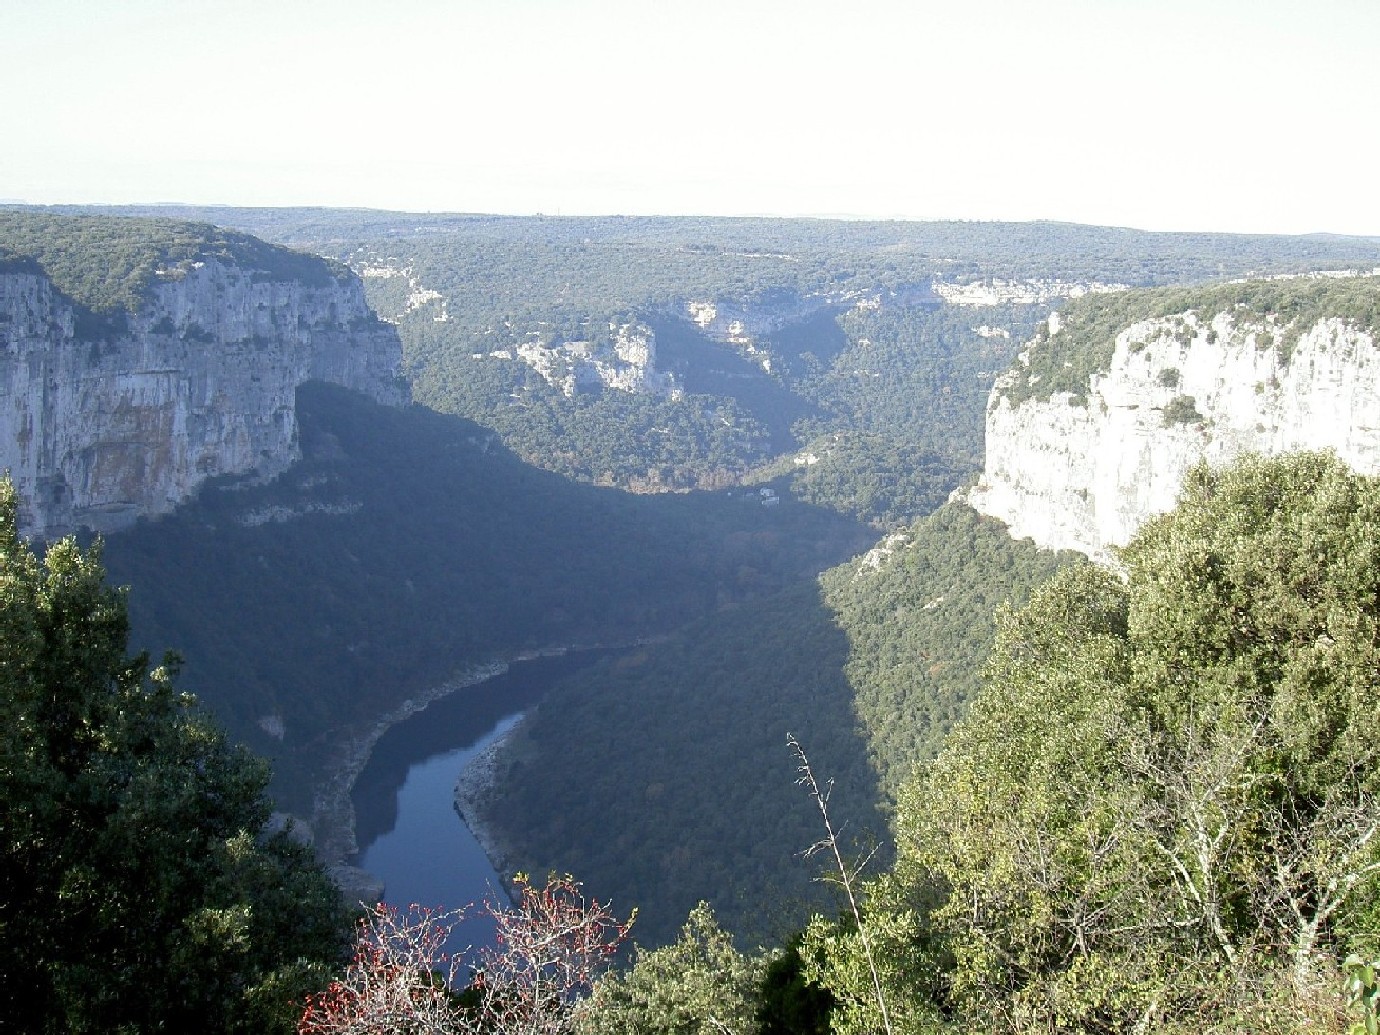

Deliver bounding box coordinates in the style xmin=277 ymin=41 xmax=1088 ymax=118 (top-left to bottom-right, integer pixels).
xmin=86 ymin=206 xmax=1380 ymax=291
xmin=100 ymin=383 xmax=874 ymax=820
xmin=807 ymin=453 xmax=1380 ymax=1034
xmin=8 ymin=211 xmax=1380 ymax=1032
xmin=65 ymin=206 xmax=1380 ymax=527
xmin=482 ymin=502 xmax=1074 ymax=947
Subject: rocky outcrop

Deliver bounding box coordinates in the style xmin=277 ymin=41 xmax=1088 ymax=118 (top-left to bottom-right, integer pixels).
xmin=686 ymin=292 xmax=833 ymax=347
xmin=0 ymin=255 xmax=407 ymax=537
xmin=684 ymin=292 xmax=847 ymax=374
xmin=966 ymin=285 xmax=1380 ymax=559
xmin=512 ymin=320 xmax=679 ymax=398
xmin=933 ymin=277 xmax=1128 ymax=307
xmin=358 ymin=260 xmax=449 ymax=323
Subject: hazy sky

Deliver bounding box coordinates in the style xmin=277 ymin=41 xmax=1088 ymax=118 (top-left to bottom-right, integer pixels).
xmin=4 ymin=0 xmax=1378 ymax=235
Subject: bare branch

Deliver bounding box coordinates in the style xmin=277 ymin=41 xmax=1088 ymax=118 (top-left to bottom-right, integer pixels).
xmin=788 ymin=733 xmax=894 ymax=1035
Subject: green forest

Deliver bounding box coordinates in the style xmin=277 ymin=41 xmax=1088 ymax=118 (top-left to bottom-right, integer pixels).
xmin=484 ymin=501 xmax=1075 ymax=949
xmin=10 ymin=454 xmax=1379 ymax=1033
xmin=4 ymin=210 xmax=1380 ymax=1032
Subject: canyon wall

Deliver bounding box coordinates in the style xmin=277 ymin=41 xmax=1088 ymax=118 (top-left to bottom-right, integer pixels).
xmin=965 ymin=281 xmax=1380 ymax=558
xmin=0 ymin=254 xmax=406 ymax=537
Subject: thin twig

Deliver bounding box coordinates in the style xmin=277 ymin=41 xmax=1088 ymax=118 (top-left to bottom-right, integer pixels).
xmin=788 ymin=733 xmax=894 ymax=1035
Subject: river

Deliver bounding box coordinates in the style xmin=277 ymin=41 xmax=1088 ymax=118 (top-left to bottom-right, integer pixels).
xmin=350 ymin=648 xmax=622 ymax=957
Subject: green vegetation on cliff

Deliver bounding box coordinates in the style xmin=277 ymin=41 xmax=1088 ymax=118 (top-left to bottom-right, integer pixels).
xmin=0 ymin=208 xmax=343 ymax=316
xmin=819 ymin=503 xmax=1076 ymax=802
xmin=811 ymin=453 xmax=1380 ymax=1034
xmin=1005 ymin=274 xmax=1380 ymax=405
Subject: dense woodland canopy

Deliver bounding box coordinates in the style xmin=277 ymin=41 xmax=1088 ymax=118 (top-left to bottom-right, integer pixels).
xmin=809 ymin=453 xmax=1380 ymax=1034
xmin=0 ymin=480 xmax=349 ymax=1035
xmin=72 ymin=206 xmax=1380 ymax=293
xmin=484 ymin=502 xmax=1075 ymax=948
xmin=5 ymin=211 xmax=1380 ymax=1032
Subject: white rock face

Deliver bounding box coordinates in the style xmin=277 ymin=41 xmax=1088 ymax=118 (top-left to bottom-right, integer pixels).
xmin=684 ymin=292 xmax=834 ymax=353
xmin=966 ymin=305 xmax=1380 ymax=559
xmin=0 ymin=258 xmax=407 ymax=537
xmin=934 ymin=277 xmax=1128 ymax=307
xmin=514 ymin=321 xmax=679 ymax=398
xmin=359 ymin=261 xmax=449 ymax=323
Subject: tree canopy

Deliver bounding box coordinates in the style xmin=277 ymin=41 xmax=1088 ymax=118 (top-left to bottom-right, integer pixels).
xmin=815 ymin=452 xmax=1380 ymax=1033
xmin=0 ymin=479 xmax=349 ymax=1034
xmin=0 ymin=209 xmax=342 ymax=316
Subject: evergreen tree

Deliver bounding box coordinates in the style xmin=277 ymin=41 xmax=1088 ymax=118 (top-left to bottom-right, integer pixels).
xmin=576 ymin=903 xmax=765 ymax=1035
xmin=814 ymin=453 xmax=1380 ymax=1032
xmin=0 ymin=479 xmax=349 ymax=1033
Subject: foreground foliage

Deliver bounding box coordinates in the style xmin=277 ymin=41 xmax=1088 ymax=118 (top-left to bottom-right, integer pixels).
xmin=301 ymin=875 xmax=632 ymax=1035
xmin=815 ymin=452 xmax=1380 ymax=1032
xmin=575 ymin=902 xmax=765 ymax=1035
xmin=0 ymin=479 xmax=349 ymax=1034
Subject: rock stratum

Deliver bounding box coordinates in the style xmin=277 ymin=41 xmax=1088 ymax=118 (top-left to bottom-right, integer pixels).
xmin=966 ymin=274 xmax=1380 ymax=558
xmin=0 ymin=214 xmax=407 ymax=537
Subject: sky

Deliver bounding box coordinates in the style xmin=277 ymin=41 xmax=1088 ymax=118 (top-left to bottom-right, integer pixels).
xmin=4 ymin=0 xmax=1379 ymax=236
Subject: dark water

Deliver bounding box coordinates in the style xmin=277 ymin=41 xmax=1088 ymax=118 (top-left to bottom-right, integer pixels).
xmin=351 ymin=649 xmax=621 ymax=957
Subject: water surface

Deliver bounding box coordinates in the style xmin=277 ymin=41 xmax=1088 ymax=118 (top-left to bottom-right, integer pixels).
xmin=352 ymin=649 xmax=621 ymax=956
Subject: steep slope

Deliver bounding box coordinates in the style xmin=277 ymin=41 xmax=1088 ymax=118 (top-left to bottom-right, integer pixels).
xmin=0 ymin=212 xmax=406 ymax=537
xmin=99 ymin=383 xmax=876 ymax=849
xmin=70 ymin=206 xmax=1380 ymax=508
xmin=472 ymin=502 xmax=1071 ymax=947
xmin=966 ymin=274 xmax=1380 ymax=557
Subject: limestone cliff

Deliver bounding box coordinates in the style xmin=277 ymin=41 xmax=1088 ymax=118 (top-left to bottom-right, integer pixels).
xmin=511 ymin=319 xmax=680 ymax=398
xmin=0 ymin=231 xmax=407 ymax=537
xmin=965 ymin=275 xmax=1380 ymax=559
xmin=932 ymin=276 xmax=1128 ymax=307
xmin=686 ymin=292 xmax=835 ymax=370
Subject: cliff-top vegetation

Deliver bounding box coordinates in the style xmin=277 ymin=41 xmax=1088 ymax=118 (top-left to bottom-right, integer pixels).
xmin=0 ymin=209 xmax=344 ymax=315
xmin=1003 ymin=274 xmax=1380 ymax=405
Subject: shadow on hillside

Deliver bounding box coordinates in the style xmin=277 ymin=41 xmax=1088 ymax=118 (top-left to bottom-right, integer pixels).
xmin=484 ymin=577 xmax=884 ymax=950
xmin=649 ymin=316 xmax=824 ymax=448
xmin=98 ymin=383 xmax=876 ymax=816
